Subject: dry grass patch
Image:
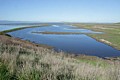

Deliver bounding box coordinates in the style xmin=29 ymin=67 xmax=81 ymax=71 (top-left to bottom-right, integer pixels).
xmin=0 ymin=35 xmax=120 ymax=80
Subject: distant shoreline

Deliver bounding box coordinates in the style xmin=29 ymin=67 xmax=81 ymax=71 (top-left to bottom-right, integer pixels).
xmin=0 ymin=24 xmax=50 ymax=35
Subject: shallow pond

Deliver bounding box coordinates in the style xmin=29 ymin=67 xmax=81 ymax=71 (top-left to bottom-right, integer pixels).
xmin=7 ymin=25 xmax=120 ymax=57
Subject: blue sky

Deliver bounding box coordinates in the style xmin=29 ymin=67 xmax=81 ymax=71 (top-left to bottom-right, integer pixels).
xmin=0 ymin=0 xmax=120 ymax=23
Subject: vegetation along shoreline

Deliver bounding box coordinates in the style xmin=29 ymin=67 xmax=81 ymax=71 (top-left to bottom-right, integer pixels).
xmin=72 ymin=23 xmax=120 ymax=51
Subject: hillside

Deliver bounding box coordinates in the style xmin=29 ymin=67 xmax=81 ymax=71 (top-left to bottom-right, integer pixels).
xmin=0 ymin=35 xmax=120 ymax=80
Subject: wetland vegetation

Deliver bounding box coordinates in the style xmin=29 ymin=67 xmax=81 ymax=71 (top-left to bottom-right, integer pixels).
xmin=32 ymin=31 xmax=82 ymax=35
xmin=72 ymin=23 xmax=120 ymax=50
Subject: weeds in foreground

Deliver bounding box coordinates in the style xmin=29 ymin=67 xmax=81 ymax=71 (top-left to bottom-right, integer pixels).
xmin=0 ymin=42 xmax=120 ymax=80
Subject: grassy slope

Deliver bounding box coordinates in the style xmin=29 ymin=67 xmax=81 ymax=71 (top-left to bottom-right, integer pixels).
xmin=72 ymin=23 xmax=120 ymax=50
xmin=0 ymin=35 xmax=120 ymax=80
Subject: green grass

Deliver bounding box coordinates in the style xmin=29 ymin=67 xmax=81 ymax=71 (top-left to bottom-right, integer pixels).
xmin=72 ymin=23 xmax=120 ymax=50
xmin=0 ymin=62 xmax=12 ymax=80
xmin=78 ymin=59 xmax=109 ymax=67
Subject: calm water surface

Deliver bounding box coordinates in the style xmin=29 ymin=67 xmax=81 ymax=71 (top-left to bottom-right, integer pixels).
xmin=7 ymin=25 xmax=120 ymax=57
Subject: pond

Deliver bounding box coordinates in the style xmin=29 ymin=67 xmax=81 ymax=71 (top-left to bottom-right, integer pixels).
xmin=7 ymin=24 xmax=120 ymax=57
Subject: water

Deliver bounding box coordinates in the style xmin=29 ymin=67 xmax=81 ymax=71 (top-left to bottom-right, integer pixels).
xmin=0 ymin=25 xmax=24 ymax=31
xmin=7 ymin=25 xmax=120 ymax=57
xmin=31 ymin=25 xmax=102 ymax=34
xmin=0 ymin=24 xmax=40 ymax=31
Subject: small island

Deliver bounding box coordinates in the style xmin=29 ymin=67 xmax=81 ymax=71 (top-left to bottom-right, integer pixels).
xmin=32 ymin=31 xmax=81 ymax=35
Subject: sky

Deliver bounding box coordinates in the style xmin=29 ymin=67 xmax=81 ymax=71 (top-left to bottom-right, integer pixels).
xmin=0 ymin=0 xmax=120 ymax=23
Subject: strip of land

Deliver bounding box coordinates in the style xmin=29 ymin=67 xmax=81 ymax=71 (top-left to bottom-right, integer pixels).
xmin=72 ymin=23 xmax=120 ymax=50
xmin=32 ymin=31 xmax=81 ymax=35
xmin=0 ymin=24 xmax=50 ymax=35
